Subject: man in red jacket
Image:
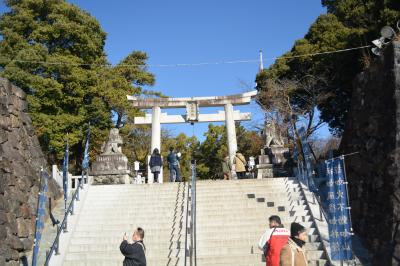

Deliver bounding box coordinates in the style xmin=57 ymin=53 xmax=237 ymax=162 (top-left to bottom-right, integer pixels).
xmin=258 ymin=215 xmax=290 ymax=266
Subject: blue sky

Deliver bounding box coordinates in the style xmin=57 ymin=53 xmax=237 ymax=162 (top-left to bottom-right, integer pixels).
xmin=1 ymin=0 xmax=330 ymax=141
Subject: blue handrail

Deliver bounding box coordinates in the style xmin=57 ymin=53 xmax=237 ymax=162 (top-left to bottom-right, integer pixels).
xmin=44 ymin=175 xmax=85 ymax=266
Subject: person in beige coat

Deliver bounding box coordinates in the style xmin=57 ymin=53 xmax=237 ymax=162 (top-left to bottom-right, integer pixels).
xmin=233 ymin=152 xmax=246 ymax=179
xmin=280 ymin=222 xmax=308 ymax=266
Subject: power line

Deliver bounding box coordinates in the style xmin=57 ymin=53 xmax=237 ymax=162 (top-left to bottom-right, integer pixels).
xmin=273 ymin=45 xmax=371 ymax=60
xmin=2 ymin=45 xmax=370 ymax=68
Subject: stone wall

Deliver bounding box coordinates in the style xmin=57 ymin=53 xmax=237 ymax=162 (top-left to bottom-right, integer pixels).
xmin=340 ymin=40 xmax=400 ymax=265
xmin=0 ymin=78 xmax=60 ymax=265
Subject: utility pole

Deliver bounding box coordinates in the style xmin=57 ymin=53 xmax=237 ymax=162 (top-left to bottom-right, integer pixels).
xmin=259 ymin=50 xmax=264 ymax=71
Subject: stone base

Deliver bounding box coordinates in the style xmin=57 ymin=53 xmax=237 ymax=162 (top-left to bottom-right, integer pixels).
xmin=92 ymin=174 xmax=131 ymax=185
xmin=257 ymin=164 xmax=273 ymax=179
xmin=263 ymin=146 xmax=290 ymax=165
xmin=257 ymin=163 xmax=291 ymax=178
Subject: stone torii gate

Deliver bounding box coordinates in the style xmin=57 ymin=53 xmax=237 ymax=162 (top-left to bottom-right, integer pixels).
xmin=127 ymin=90 xmax=257 ymax=182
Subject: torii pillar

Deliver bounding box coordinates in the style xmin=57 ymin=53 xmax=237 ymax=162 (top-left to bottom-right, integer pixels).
xmin=151 ymin=106 xmax=161 ymax=153
xmin=224 ymin=103 xmax=238 ymax=163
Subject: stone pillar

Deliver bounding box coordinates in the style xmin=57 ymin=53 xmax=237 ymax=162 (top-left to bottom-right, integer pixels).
xmin=149 ymin=106 xmax=162 ymax=183
xmin=151 ymin=106 xmax=161 ymax=152
xmin=224 ymin=103 xmax=238 ymax=164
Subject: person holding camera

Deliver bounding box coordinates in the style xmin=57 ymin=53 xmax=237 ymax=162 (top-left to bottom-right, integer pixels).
xmin=120 ymin=227 xmax=146 ymax=266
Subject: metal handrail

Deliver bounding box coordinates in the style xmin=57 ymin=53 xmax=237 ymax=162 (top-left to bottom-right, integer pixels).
xmin=44 ymin=177 xmax=85 ymax=265
xmin=294 ymin=168 xmax=334 ymax=266
xmin=184 ymin=160 xmax=197 ymax=266
xmin=192 ymin=161 xmax=197 ymax=266
xmin=298 ymin=164 xmax=329 ymax=222
xmin=184 ymin=173 xmax=191 ymax=264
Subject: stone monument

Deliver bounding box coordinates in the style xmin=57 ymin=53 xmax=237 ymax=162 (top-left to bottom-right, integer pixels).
xmin=91 ymin=128 xmax=131 ymax=184
xmin=257 ymin=120 xmax=290 ymax=178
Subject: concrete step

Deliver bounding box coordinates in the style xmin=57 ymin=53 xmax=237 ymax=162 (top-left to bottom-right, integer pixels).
xmin=64 ymin=252 xmax=263 ymax=265
xmin=63 ymin=255 xmax=185 ymax=265
xmin=196 ymin=207 xmax=308 ymax=215
xmin=308 ymin=260 xmax=329 ymax=266
xmin=305 ymin=250 xmax=326 ymax=260
xmin=197 ymin=216 xmax=311 ymax=225
xmin=83 ymin=200 xmax=184 ymax=206
xmin=67 ymin=241 xmax=323 ymax=255
xmin=74 ymin=218 xmax=310 ymax=227
xmin=196 ymin=178 xmax=296 ymax=184
xmin=67 ymin=244 xmax=182 ymax=254
xmin=196 ymin=192 xmax=301 ymax=198
xmin=68 ymin=236 xmax=322 ymax=250
xmin=76 ymin=211 xmax=186 ymax=218
xmin=63 ymin=260 xmax=184 ymax=266
xmin=69 ymin=229 xmax=319 ymax=241
xmin=69 ymin=236 xmax=184 ymax=245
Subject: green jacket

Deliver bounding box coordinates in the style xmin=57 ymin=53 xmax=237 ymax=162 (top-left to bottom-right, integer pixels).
xmin=222 ymin=159 xmax=231 ymax=173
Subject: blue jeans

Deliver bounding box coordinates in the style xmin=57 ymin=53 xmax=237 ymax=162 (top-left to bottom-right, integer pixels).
xmin=169 ymin=164 xmax=180 ymax=182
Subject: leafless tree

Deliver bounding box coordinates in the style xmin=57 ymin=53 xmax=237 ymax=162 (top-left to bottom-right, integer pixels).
xmin=256 ymin=76 xmax=331 ymax=141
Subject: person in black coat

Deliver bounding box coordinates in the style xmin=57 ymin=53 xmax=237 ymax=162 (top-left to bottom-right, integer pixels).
xmin=149 ymin=148 xmax=162 ymax=183
xmin=120 ymin=227 xmax=146 ymax=266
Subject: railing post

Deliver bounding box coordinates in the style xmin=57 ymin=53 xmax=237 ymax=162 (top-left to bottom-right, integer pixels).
xmin=318 ymin=195 xmax=323 ymax=221
xmin=63 ymin=216 xmax=68 ymax=233
xmin=71 ymin=199 xmax=75 ymax=215
xmin=45 ymin=250 xmax=49 ymax=266
xmin=55 ymin=225 xmax=60 ymax=255
xmin=185 ymin=160 xmax=197 ymax=266
xmin=184 ymin=176 xmax=190 ymax=266
xmin=192 ymin=161 xmax=197 ymax=266
xmin=76 ymin=185 xmax=80 ymax=201
xmin=190 ymin=180 xmax=194 ymax=266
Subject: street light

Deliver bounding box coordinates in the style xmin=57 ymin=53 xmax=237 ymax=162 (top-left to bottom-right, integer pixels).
xmin=371 ymin=24 xmax=397 ymax=56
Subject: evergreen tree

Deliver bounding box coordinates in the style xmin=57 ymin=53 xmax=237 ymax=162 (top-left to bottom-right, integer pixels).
xmin=162 ymin=132 xmax=199 ymax=181
xmin=197 ymin=123 xmax=262 ymax=179
xmin=0 ymin=0 xmax=112 ymax=166
xmin=98 ymin=51 xmax=155 ymax=129
xmin=256 ymin=0 xmax=399 ymax=135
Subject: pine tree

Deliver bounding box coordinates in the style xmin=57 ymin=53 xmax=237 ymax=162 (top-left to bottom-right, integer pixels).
xmin=98 ymin=51 xmax=155 ymax=129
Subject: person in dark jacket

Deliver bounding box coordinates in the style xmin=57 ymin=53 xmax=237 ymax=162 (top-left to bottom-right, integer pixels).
xmin=167 ymin=147 xmax=181 ymax=182
xmin=120 ymin=227 xmax=146 ymax=266
xmin=149 ymin=148 xmax=162 ymax=183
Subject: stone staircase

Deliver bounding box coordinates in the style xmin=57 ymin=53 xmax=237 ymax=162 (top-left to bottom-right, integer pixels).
xmin=56 ymin=178 xmax=329 ymax=265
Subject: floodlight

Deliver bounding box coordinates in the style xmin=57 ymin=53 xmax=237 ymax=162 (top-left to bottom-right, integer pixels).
xmin=380 ymin=26 xmax=396 ymax=40
xmin=371 ymin=47 xmax=381 ymax=56
xmin=372 ymin=38 xmax=385 ymax=49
